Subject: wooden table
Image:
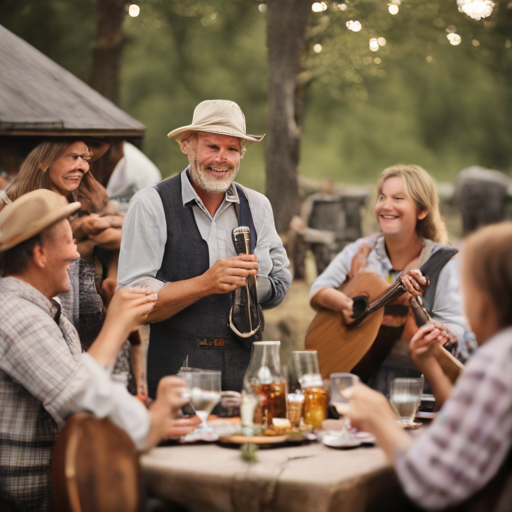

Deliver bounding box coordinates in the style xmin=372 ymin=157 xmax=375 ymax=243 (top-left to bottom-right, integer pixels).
xmin=141 ymin=441 xmax=404 ymax=512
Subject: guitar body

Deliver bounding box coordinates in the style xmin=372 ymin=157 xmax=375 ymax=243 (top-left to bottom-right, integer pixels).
xmin=306 ymin=272 xmax=395 ymax=380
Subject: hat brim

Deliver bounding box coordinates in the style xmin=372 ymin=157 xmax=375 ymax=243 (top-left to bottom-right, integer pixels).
xmin=167 ymin=125 xmax=265 ymax=145
xmin=0 ymin=200 xmax=81 ymax=252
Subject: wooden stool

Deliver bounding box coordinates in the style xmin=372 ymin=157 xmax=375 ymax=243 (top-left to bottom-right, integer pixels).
xmin=52 ymin=413 xmax=141 ymax=512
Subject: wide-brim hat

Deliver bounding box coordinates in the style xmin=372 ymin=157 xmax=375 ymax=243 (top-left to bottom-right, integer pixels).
xmin=167 ymin=100 xmax=265 ymax=145
xmin=0 ymin=190 xmax=81 ymax=252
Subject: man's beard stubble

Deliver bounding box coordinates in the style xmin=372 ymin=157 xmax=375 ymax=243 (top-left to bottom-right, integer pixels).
xmin=189 ymin=156 xmax=240 ymax=194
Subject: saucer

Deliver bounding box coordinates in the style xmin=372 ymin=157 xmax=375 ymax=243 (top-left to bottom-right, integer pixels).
xmin=322 ymin=431 xmax=362 ymax=449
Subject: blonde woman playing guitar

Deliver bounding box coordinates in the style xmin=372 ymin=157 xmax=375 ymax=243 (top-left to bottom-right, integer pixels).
xmin=307 ymin=165 xmax=470 ymax=392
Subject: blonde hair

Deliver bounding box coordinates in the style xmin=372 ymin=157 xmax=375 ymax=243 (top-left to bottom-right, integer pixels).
xmin=465 ymin=222 xmax=512 ymax=329
xmin=6 ymin=140 xmax=107 ymax=214
xmin=376 ymin=165 xmax=448 ymax=244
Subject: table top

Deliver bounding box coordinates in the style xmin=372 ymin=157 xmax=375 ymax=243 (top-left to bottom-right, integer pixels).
xmin=141 ymin=441 xmax=400 ymax=512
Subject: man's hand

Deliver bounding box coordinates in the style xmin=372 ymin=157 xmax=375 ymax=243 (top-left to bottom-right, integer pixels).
xmin=167 ymin=415 xmax=202 ymax=439
xmin=145 ymin=377 xmax=199 ymax=449
xmin=201 ymin=254 xmax=259 ymax=295
xmin=88 ymin=287 xmax=156 ymax=368
xmin=105 ymin=287 xmax=157 ymax=335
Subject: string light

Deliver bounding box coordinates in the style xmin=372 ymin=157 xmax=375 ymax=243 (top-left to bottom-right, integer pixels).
xmin=346 ymin=20 xmax=362 ymax=32
xmin=447 ymin=33 xmax=462 ymax=45
xmin=312 ymin=2 xmax=328 ymax=12
xmin=128 ymin=4 xmax=140 ymax=17
xmin=313 ymin=44 xmax=323 ymax=53
xmin=369 ymin=38 xmax=379 ymax=52
xmin=388 ymin=1 xmax=400 ymax=15
xmin=457 ymin=0 xmax=495 ymax=21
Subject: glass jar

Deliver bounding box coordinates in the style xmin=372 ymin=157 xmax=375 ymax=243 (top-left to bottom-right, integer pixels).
xmin=242 ymin=341 xmax=287 ymax=431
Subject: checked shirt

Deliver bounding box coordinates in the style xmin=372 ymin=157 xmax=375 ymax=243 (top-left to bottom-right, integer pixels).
xmin=0 ymin=277 xmax=84 ymax=511
xmin=395 ymin=327 xmax=512 ymax=510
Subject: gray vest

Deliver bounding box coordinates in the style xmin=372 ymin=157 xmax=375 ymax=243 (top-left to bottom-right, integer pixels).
xmin=147 ymin=172 xmax=256 ymax=397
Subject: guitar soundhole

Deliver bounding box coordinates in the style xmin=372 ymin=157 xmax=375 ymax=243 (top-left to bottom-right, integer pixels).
xmin=351 ymin=295 xmax=368 ymax=318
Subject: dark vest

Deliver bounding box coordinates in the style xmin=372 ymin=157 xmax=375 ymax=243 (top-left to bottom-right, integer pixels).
xmin=147 ymin=172 xmax=257 ymax=397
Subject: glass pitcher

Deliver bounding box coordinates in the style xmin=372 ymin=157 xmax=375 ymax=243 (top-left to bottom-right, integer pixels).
xmin=242 ymin=341 xmax=287 ymax=432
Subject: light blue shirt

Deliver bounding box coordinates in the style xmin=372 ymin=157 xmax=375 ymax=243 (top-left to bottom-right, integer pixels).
xmin=310 ymin=233 xmax=471 ymax=358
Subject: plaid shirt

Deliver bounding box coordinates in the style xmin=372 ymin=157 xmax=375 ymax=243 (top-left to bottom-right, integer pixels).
xmin=0 ymin=277 xmax=86 ymax=511
xmin=395 ymin=326 xmax=512 ymax=510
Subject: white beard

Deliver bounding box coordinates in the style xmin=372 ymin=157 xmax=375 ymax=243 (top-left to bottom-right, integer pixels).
xmin=189 ymin=157 xmax=240 ymax=194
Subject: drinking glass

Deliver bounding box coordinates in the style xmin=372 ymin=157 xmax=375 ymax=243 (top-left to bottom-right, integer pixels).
xmin=291 ymin=351 xmax=327 ymax=429
xmin=179 ymin=370 xmax=221 ymax=431
xmin=287 ymin=391 xmax=305 ymax=430
xmin=389 ymin=377 xmax=424 ymax=426
xmin=329 ymin=372 xmax=360 ymax=430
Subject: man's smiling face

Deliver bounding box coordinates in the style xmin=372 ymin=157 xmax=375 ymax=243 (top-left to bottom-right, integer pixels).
xmin=182 ymin=133 xmax=244 ymax=194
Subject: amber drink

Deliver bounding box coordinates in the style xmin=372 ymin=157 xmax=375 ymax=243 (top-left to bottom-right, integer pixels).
xmin=254 ymin=380 xmax=287 ymax=428
xmin=287 ymin=392 xmax=305 ymax=429
xmin=292 ymin=350 xmax=327 ymax=430
xmin=242 ymin=341 xmax=287 ymax=433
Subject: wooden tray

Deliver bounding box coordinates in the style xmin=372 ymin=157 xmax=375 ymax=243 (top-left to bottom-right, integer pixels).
xmin=217 ymin=434 xmax=308 ymax=449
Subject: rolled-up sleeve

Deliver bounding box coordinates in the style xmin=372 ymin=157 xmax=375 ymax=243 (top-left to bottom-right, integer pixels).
xmin=431 ymin=258 xmax=468 ymax=359
xmin=118 ymin=187 xmax=167 ymax=293
xmin=62 ymin=354 xmax=150 ymax=450
xmin=309 ymin=240 xmax=362 ymax=300
xmin=248 ymin=190 xmax=291 ymax=309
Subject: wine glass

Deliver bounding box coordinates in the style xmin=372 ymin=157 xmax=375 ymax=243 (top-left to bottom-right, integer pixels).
xmin=179 ymin=370 xmax=221 ymax=432
xmin=329 ymin=372 xmax=359 ymax=431
xmin=389 ymin=377 xmax=424 ymax=427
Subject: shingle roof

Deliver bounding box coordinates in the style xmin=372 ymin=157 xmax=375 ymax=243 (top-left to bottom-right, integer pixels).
xmin=0 ymin=24 xmax=145 ymax=137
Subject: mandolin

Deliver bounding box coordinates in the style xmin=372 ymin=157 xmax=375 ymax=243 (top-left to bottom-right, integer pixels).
xmin=305 ymin=247 xmax=464 ymax=382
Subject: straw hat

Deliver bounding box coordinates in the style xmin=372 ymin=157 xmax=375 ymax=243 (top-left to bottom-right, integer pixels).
xmin=167 ymin=100 xmax=265 ymax=144
xmin=0 ymin=190 xmax=81 ymax=252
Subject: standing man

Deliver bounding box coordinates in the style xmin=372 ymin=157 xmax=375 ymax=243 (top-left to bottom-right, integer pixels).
xmin=118 ymin=100 xmax=291 ymax=395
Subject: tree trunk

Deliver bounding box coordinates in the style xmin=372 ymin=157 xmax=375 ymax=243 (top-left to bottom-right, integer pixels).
xmin=265 ymin=0 xmax=312 ymax=234
xmin=90 ymin=0 xmax=128 ymax=104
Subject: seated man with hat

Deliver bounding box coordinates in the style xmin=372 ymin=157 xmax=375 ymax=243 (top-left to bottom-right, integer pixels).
xmin=0 ymin=190 xmax=196 ymax=511
xmin=118 ymin=100 xmax=291 ymax=396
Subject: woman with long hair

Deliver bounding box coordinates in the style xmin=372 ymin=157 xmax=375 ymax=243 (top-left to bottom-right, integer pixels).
xmin=310 ymin=165 xmax=470 ymax=390
xmin=2 ymin=139 xmax=139 ymax=390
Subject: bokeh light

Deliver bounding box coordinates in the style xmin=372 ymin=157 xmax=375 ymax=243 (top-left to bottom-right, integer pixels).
xmin=369 ymin=38 xmax=379 ymax=52
xmin=346 ymin=20 xmax=362 ymax=32
xmin=128 ymin=4 xmax=140 ymax=17
xmin=312 ymin=2 xmax=328 ymax=12
xmin=313 ymin=44 xmax=323 ymax=53
xmin=457 ymin=0 xmax=495 ymax=21
xmin=447 ymin=33 xmax=462 ymax=46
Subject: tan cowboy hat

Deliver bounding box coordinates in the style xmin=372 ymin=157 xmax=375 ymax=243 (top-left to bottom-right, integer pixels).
xmin=0 ymin=190 xmax=81 ymax=251
xmin=167 ymin=100 xmax=265 ymax=144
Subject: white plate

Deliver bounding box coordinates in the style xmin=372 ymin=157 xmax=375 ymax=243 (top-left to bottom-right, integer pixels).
xmin=322 ymin=431 xmax=362 ymax=449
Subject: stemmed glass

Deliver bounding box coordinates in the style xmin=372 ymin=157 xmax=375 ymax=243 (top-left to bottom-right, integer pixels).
xmin=389 ymin=377 xmax=424 ymax=428
xmin=179 ymin=370 xmax=221 ymax=433
xmin=329 ymin=372 xmax=360 ymax=431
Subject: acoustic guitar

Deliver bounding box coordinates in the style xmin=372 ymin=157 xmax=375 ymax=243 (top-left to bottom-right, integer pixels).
xmin=305 ymin=247 xmax=464 ymax=383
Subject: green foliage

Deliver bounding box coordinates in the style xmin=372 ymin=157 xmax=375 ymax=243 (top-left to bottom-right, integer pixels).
xmin=2 ymin=0 xmax=512 ymax=188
